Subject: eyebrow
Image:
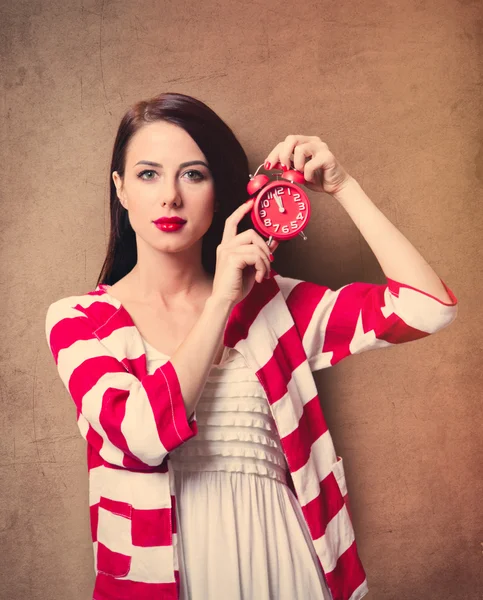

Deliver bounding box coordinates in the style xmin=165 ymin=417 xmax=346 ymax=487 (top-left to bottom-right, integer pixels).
xmin=134 ymin=160 xmax=210 ymax=169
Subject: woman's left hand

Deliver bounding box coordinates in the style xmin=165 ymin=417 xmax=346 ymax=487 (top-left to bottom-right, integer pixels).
xmin=263 ymin=135 xmax=353 ymax=196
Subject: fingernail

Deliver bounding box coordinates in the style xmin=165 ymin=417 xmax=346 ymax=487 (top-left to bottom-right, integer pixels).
xmin=269 ymin=253 xmax=274 ymax=262
xmin=264 ymin=161 xmax=271 ymax=170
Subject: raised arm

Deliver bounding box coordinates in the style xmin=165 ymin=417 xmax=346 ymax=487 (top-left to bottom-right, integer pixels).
xmin=264 ymin=137 xmax=458 ymax=370
xmin=276 ymin=274 xmax=457 ymax=371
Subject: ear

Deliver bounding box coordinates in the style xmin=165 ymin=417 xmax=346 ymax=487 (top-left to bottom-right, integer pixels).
xmin=112 ymin=171 xmax=127 ymax=210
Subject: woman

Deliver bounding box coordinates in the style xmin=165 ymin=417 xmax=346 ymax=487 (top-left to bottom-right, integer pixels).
xmin=45 ymin=92 xmax=458 ymax=600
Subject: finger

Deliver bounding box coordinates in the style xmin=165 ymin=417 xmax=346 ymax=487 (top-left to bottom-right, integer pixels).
xmin=247 ymin=248 xmax=271 ymax=281
xmin=292 ymin=142 xmax=318 ymax=173
xmin=278 ymin=139 xmax=315 ymax=172
xmin=232 ymin=247 xmax=271 ymax=282
xmin=263 ymin=141 xmax=284 ymax=170
xmin=303 ymin=154 xmax=324 ymax=183
xmin=221 ymin=199 xmax=254 ymax=244
xmin=264 ymin=135 xmax=313 ymax=171
xmin=258 ymin=254 xmax=271 ymax=281
xmin=228 ymin=229 xmax=272 ymax=261
xmin=303 ymin=147 xmax=334 ymax=182
xmin=267 ymin=239 xmax=280 ymax=253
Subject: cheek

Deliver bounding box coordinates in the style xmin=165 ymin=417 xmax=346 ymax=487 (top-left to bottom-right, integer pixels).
xmin=125 ymin=201 xmax=151 ymax=233
xmin=195 ymin=206 xmax=216 ymax=234
xmin=192 ymin=189 xmax=216 ymax=219
xmin=193 ymin=203 xmax=217 ymax=237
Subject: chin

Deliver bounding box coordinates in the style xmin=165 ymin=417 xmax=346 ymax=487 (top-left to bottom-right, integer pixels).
xmin=152 ymin=234 xmax=204 ymax=255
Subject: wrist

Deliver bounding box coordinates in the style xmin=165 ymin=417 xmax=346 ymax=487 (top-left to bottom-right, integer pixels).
xmin=331 ymin=176 xmax=359 ymax=202
xmin=205 ymin=294 xmax=234 ymax=317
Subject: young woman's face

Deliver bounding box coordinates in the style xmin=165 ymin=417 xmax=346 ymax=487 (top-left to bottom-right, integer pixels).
xmin=112 ymin=121 xmax=216 ymax=254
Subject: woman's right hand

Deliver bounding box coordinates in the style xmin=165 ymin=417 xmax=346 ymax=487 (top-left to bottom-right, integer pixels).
xmin=211 ymin=199 xmax=279 ymax=306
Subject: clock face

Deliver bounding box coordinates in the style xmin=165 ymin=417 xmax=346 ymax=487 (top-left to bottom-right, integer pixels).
xmin=252 ymin=180 xmax=310 ymax=240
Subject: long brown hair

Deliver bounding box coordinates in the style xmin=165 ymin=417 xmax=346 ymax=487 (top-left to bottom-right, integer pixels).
xmin=96 ymin=92 xmax=252 ymax=286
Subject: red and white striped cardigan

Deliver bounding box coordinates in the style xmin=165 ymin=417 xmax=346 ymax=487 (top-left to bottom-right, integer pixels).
xmin=45 ymin=268 xmax=458 ymax=600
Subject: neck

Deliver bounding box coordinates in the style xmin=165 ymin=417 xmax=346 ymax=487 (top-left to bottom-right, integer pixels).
xmin=130 ymin=237 xmax=213 ymax=306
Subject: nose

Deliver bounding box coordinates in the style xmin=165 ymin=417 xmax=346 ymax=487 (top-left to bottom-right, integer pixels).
xmin=160 ymin=176 xmax=181 ymax=207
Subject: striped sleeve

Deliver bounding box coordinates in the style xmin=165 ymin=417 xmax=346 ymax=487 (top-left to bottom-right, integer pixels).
xmin=45 ymin=301 xmax=197 ymax=469
xmin=275 ymin=275 xmax=458 ymax=371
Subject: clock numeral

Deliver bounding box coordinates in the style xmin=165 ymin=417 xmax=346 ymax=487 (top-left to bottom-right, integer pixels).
xmin=260 ymin=209 xmax=267 ymax=217
xmin=262 ymin=199 xmax=270 ymax=208
xmin=293 ymin=193 xmax=301 ymax=201
xmin=276 ymin=186 xmax=284 ymax=195
xmin=297 ymin=212 xmax=304 ymax=220
xmin=291 ymin=221 xmax=298 ymax=229
xmin=264 ymin=218 xmax=272 ymax=227
xmin=298 ymin=202 xmax=305 ymax=210
xmin=281 ymin=225 xmax=289 ymax=233
xmin=274 ymin=224 xmax=280 ymax=232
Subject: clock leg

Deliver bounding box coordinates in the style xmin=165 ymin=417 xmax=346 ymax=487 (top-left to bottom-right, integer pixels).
xmin=299 ymin=231 xmax=308 ymax=241
xmin=267 ymin=235 xmax=273 ymax=247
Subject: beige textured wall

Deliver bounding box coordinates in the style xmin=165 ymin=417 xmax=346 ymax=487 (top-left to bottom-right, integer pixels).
xmin=1 ymin=0 xmax=481 ymax=598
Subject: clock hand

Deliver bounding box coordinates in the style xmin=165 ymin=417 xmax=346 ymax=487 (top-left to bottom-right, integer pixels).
xmin=274 ymin=192 xmax=286 ymax=213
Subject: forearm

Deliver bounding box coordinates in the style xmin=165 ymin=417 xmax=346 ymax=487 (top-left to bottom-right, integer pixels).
xmin=170 ymin=295 xmax=233 ymax=420
xmin=333 ymin=177 xmax=453 ymax=303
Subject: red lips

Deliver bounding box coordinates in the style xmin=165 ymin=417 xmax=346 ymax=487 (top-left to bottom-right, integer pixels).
xmin=153 ymin=217 xmax=187 ymax=224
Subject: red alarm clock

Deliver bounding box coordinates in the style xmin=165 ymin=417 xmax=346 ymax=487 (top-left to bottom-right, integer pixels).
xmin=246 ymin=161 xmax=311 ymax=246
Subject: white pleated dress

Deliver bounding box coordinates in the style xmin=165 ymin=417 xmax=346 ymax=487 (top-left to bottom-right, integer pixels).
xmin=142 ymin=337 xmax=333 ymax=600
